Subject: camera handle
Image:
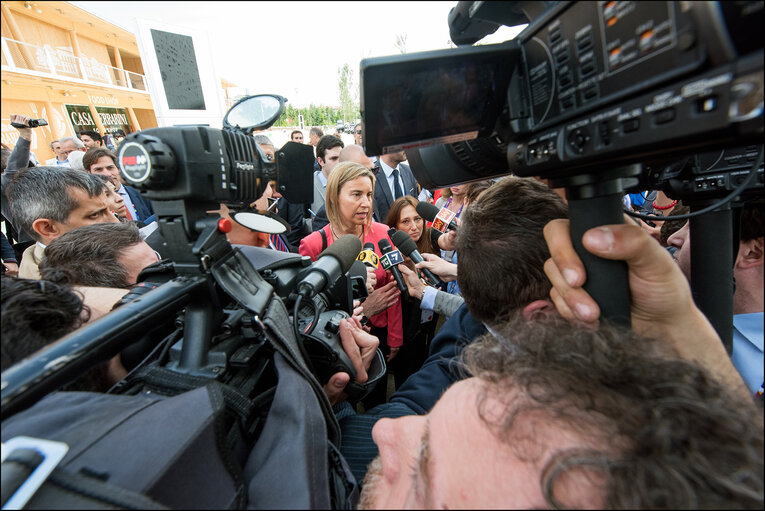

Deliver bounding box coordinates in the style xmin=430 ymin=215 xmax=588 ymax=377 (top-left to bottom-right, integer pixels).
xmin=550 ymin=165 xmax=641 ymax=327
xmin=688 ymin=201 xmax=734 ymax=354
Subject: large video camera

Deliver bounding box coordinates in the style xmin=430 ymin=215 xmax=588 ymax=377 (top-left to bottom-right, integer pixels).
xmin=360 ymin=0 xmax=763 ymax=349
xmin=1 ymin=94 xmax=384 ymax=421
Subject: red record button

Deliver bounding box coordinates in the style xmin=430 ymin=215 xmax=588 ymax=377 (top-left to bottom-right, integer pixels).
xmin=218 ymin=218 xmax=232 ymax=233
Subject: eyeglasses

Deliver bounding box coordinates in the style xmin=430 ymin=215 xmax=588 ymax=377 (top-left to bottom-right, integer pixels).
xmin=355 ymin=130 xmax=362 ymax=134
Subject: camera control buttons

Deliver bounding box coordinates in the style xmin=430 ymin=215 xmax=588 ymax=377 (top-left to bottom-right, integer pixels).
xmin=567 ymin=128 xmax=590 ymax=154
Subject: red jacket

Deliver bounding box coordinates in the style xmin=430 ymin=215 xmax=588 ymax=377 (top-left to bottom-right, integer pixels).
xmin=299 ymin=222 xmax=403 ymax=348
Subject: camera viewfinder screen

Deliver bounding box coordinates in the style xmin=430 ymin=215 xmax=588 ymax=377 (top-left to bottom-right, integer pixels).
xmin=361 ymin=44 xmax=517 ymax=155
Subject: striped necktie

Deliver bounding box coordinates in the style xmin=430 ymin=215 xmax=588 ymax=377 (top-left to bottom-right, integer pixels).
xmin=270 ymin=233 xmax=289 ymax=252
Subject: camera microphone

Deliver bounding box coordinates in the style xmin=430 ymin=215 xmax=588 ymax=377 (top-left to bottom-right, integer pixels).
xmin=389 ymin=229 xmax=443 ymax=287
xmin=356 ymin=242 xmax=379 ymax=268
xmin=416 ymin=202 xmax=458 ymax=232
xmin=378 ymin=239 xmax=408 ymax=295
xmin=298 ymin=235 xmax=362 ymax=298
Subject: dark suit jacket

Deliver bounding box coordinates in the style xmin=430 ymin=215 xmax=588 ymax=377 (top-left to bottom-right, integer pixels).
xmin=125 ymin=186 xmax=154 ymax=222
xmin=373 ymin=162 xmax=418 ymax=223
xmin=275 ymin=197 xmax=308 ymax=252
xmin=311 ymin=205 xmax=330 ymax=232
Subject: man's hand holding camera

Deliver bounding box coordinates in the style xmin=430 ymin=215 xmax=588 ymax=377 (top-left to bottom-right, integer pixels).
xmin=543 ymin=219 xmax=749 ymax=398
xmin=9 ymin=114 xmax=33 ymax=142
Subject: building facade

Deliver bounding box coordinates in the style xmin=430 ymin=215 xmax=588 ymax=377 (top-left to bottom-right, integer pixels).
xmin=1 ymin=0 xmax=157 ymax=162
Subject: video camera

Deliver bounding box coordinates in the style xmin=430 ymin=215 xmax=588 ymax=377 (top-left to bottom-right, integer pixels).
xmin=10 ymin=118 xmax=47 ymax=129
xmin=1 ymin=94 xmax=384 ymax=421
xmin=360 ymin=0 xmax=763 ymax=349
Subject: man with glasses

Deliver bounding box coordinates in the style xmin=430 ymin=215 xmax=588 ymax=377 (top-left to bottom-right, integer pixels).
xmin=57 ymin=136 xmax=87 ymax=167
xmin=44 ymin=139 xmax=66 ymax=166
xmin=353 ymin=123 xmax=363 ymax=146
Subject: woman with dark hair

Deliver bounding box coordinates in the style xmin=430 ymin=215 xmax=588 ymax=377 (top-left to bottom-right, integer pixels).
xmin=384 ymin=196 xmax=442 ymax=388
xmin=385 ymin=196 xmax=440 ymax=257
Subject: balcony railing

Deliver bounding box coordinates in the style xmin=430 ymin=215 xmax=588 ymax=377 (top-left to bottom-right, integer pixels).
xmin=1 ymin=37 xmax=148 ymax=92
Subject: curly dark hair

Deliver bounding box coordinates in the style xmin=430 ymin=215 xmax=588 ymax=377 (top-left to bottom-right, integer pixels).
xmin=462 ymin=313 xmax=764 ymax=509
xmin=1 ymin=277 xmax=89 ymax=371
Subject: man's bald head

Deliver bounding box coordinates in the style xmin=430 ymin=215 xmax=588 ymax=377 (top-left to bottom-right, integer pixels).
xmin=339 ymin=144 xmax=375 ymax=170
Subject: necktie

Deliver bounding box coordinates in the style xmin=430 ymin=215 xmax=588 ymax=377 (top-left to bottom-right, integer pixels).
xmin=392 ymin=168 xmax=403 ymax=199
xmin=270 ymin=233 xmax=289 ymax=252
xmin=120 ymin=191 xmax=134 ymax=220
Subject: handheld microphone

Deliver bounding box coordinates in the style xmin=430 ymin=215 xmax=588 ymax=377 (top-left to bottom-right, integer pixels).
xmin=389 ymin=229 xmax=443 ymax=287
xmin=356 ymin=242 xmax=379 ymax=269
xmin=378 ymin=239 xmax=408 ymax=295
xmin=416 ymin=201 xmax=458 ymax=232
xmin=298 ymin=235 xmax=362 ymax=298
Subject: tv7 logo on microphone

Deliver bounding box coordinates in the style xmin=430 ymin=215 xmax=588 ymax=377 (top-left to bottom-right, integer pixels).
xmin=380 ymin=250 xmax=404 ymax=270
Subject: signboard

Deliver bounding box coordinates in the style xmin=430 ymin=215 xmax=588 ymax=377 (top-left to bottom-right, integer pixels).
xmin=65 ymin=105 xmax=132 ymax=135
xmin=131 ymin=18 xmax=224 ymax=127
xmin=150 ymin=29 xmax=206 ymax=110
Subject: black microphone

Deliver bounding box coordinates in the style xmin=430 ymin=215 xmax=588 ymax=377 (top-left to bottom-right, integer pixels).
xmin=389 ymin=229 xmax=443 ymax=287
xmin=415 ymin=201 xmax=459 ymax=232
xmin=298 ymin=235 xmax=362 ymax=298
xmin=378 ymin=239 xmax=408 ymax=295
xmin=356 ymin=242 xmax=379 ymax=269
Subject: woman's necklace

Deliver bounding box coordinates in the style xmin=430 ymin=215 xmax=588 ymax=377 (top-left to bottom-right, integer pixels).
xmin=330 ymin=224 xmax=365 ymax=244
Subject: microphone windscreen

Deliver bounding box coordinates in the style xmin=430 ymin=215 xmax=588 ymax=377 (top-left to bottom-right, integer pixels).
xmin=390 ymin=230 xmax=418 ymax=257
xmin=378 ymin=238 xmax=392 ymax=254
xmin=415 ymin=201 xmax=440 ymax=222
xmin=349 ymin=259 xmax=368 ymax=281
xmin=320 ymin=234 xmax=362 ymax=273
xmin=363 ymin=242 xmax=376 ymax=252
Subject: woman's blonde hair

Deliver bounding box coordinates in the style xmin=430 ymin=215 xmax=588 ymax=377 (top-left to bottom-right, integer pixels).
xmin=325 ymin=161 xmax=375 ymax=232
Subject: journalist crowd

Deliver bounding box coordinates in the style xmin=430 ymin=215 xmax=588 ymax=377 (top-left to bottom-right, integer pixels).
xmin=1 ymin=112 xmax=763 ymax=508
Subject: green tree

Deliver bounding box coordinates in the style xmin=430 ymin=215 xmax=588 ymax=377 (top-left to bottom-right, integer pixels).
xmin=337 ymin=63 xmax=360 ymax=127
